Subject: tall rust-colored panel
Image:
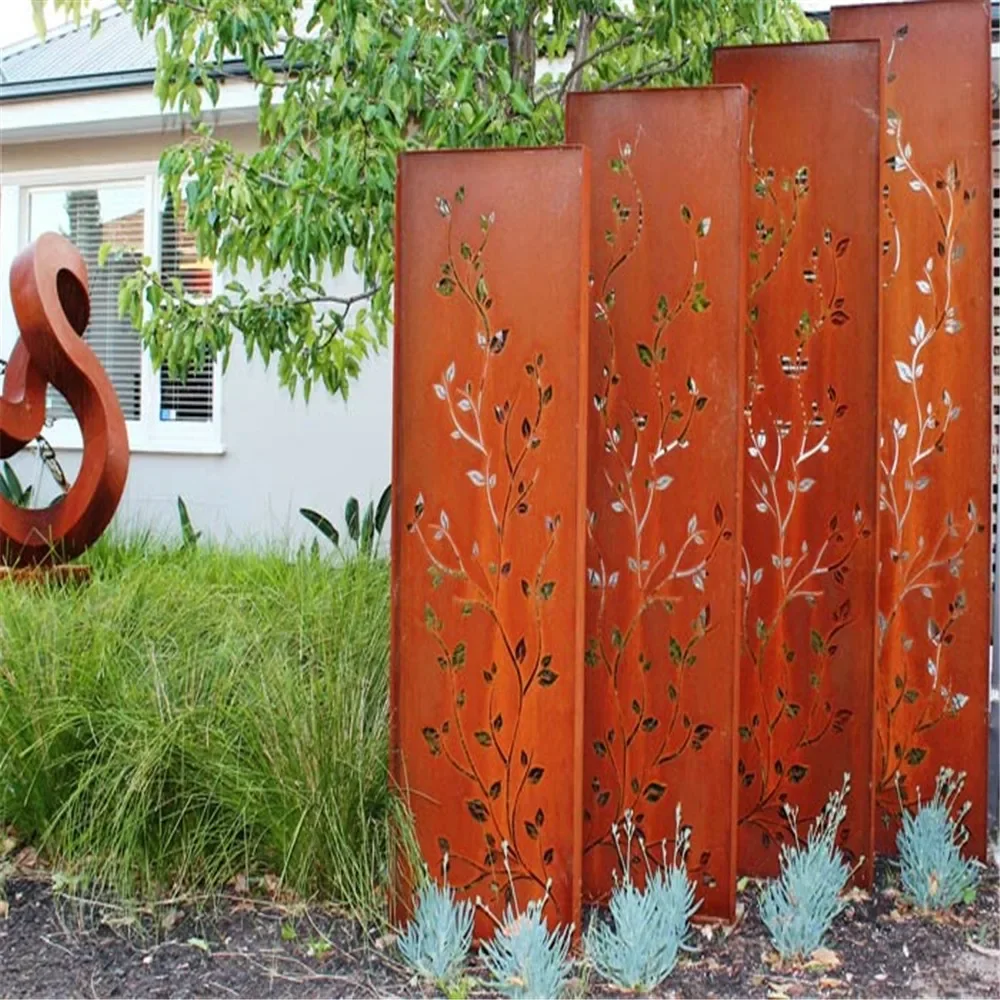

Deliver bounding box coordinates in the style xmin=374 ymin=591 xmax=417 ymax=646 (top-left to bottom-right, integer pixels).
xmin=714 ymin=43 xmax=881 ymax=881
xmin=392 ymin=149 xmax=590 ymax=935
xmin=565 ymin=87 xmax=748 ymax=920
xmin=832 ymin=3 xmax=992 ymax=858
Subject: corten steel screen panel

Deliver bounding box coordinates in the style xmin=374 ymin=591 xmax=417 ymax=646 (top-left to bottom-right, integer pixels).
xmin=832 ymin=2 xmax=992 ymax=858
xmin=565 ymin=87 xmax=748 ymax=920
xmin=392 ymin=148 xmax=590 ymax=933
xmin=714 ymin=42 xmax=881 ymax=881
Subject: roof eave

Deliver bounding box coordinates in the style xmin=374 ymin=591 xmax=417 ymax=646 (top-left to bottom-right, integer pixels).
xmin=0 ymin=67 xmax=157 ymax=101
xmin=0 ymin=55 xmax=281 ymax=103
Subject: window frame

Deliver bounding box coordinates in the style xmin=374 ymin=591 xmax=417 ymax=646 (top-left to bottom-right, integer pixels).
xmin=0 ymin=160 xmax=224 ymax=455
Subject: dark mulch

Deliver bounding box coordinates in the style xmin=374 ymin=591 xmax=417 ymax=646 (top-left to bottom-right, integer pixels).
xmin=1 ymin=858 xmax=997 ymax=999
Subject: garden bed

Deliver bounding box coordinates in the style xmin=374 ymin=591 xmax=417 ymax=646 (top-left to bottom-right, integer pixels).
xmin=1 ymin=858 xmax=996 ymax=999
xmin=2 ymin=542 xmax=996 ymax=998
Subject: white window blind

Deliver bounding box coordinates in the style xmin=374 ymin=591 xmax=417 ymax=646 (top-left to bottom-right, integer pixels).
xmin=158 ymin=193 xmax=214 ymax=423
xmin=24 ymin=180 xmax=216 ymax=431
xmin=28 ymin=183 xmax=145 ymax=421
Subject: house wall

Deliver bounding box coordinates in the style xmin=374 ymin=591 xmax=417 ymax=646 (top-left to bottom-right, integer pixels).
xmin=1 ymin=124 xmax=393 ymax=546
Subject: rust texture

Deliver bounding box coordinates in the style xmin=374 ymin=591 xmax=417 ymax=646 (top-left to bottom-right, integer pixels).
xmin=714 ymin=42 xmax=881 ymax=882
xmin=832 ymin=2 xmax=992 ymax=858
xmin=1 ymin=232 xmax=129 ymax=566
xmin=391 ymin=149 xmax=590 ymax=935
xmin=565 ymin=87 xmax=748 ymax=920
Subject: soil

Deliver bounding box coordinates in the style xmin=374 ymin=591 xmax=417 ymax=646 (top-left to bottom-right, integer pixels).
xmin=1 ymin=858 xmax=997 ymax=999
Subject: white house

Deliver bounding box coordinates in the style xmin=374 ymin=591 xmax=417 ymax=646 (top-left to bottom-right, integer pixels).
xmin=0 ymin=7 xmax=392 ymax=545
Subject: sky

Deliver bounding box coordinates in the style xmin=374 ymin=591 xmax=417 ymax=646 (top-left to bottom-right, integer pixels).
xmin=0 ymin=1 xmax=79 ymax=51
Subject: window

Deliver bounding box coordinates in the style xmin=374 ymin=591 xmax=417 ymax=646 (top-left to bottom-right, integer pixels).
xmin=0 ymin=163 xmax=222 ymax=454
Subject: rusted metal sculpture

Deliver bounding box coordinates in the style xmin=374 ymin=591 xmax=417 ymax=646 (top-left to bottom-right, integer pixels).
xmin=714 ymin=42 xmax=881 ymax=883
xmin=832 ymin=2 xmax=992 ymax=859
xmin=0 ymin=233 xmax=129 ymax=567
xmin=566 ymin=86 xmax=748 ymax=921
xmin=391 ymin=149 xmax=590 ymax=936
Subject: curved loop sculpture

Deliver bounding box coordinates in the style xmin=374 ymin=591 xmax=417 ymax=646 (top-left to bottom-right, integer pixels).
xmin=0 ymin=232 xmax=129 ymax=567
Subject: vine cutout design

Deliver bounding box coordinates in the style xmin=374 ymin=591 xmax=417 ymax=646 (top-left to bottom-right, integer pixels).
xmin=738 ymin=92 xmax=872 ymax=850
xmin=875 ymin=24 xmax=985 ymax=826
xmin=406 ymin=189 xmax=564 ymax=915
xmin=583 ymin=139 xmax=732 ymax=889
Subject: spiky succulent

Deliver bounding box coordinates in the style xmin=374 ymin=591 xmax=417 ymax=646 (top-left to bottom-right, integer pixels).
xmin=760 ymin=773 xmax=855 ymax=960
xmin=896 ymin=767 xmax=981 ymax=911
xmin=586 ymin=807 xmax=700 ymax=991
xmin=397 ymin=876 xmax=473 ymax=987
xmin=480 ymin=897 xmax=573 ymax=999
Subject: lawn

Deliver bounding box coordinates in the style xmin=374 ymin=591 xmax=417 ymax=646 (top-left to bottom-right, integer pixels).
xmin=0 ymin=538 xmax=394 ymax=921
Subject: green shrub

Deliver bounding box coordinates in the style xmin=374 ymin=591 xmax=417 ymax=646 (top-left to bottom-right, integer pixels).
xmin=0 ymin=540 xmax=393 ymax=919
xmin=896 ymin=768 xmax=981 ymax=911
xmin=759 ymin=774 xmax=854 ymax=960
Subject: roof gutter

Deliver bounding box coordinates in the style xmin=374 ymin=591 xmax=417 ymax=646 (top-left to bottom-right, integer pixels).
xmin=0 ymin=55 xmax=281 ymax=103
xmin=0 ymin=67 xmax=158 ymax=101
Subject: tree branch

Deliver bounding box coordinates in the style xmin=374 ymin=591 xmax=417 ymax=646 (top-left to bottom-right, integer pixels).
xmin=552 ymin=20 xmax=641 ymax=104
xmin=604 ymin=55 xmax=690 ymax=92
xmin=298 ymin=286 xmax=382 ymax=309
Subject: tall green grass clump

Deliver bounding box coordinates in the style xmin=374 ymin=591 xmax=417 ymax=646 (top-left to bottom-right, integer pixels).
xmin=0 ymin=539 xmax=392 ymax=918
xmin=896 ymin=767 xmax=981 ymax=911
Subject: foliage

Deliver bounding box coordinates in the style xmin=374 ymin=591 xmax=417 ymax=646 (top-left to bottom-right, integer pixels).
xmin=0 ymin=538 xmax=395 ymax=920
xmin=586 ymin=808 xmax=700 ymax=991
xmin=480 ymin=894 xmax=574 ymax=1000
xmin=301 ymin=484 xmax=391 ymax=557
xmin=0 ymin=358 xmax=71 ymax=508
xmin=176 ymin=495 xmax=201 ymax=548
xmin=0 ymin=462 xmax=33 ymax=508
xmin=896 ymin=768 xmax=981 ymax=911
xmin=45 ymin=0 xmax=821 ymax=399
xmin=397 ymin=874 xmax=473 ymax=988
xmin=759 ymin=774 xmax=855 ymax=960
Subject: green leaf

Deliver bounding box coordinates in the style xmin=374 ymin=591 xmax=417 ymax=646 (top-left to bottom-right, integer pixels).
xmin=374 ymin=485 xmax=392 ymax=535
xmin=345 ymin=497 xmax=360 ymax=542
xmin=299 ymin=507 xmax=340 ymax=547
xmin=177 ymin=496 xmax=201 ymax=549
xmin=359 ymin=503 xmax=375 ymax=555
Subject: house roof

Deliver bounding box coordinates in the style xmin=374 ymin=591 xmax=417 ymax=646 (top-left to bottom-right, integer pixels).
xmin=3 ymin=3 xmax=992 ymax=104
xmin=0 ymin=7 xmax=159 ymax=100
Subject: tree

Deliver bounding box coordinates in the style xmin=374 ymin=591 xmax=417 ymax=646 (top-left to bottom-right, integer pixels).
xmin=45 ymin=0 xmax=823 ymax=399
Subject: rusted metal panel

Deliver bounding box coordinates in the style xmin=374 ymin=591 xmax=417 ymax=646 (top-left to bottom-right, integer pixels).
xmin=1 ymin=233 xmax=129 ymax=566
xmin=391 ymin=148 xmax=590 ymax=935
xmin=832 ymin=2 xmax=992 ymax=858
xmin=714 ymin=42 xmax=881 ymax=881
xmin=565 ymin=87 xmax=748 ymax=920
